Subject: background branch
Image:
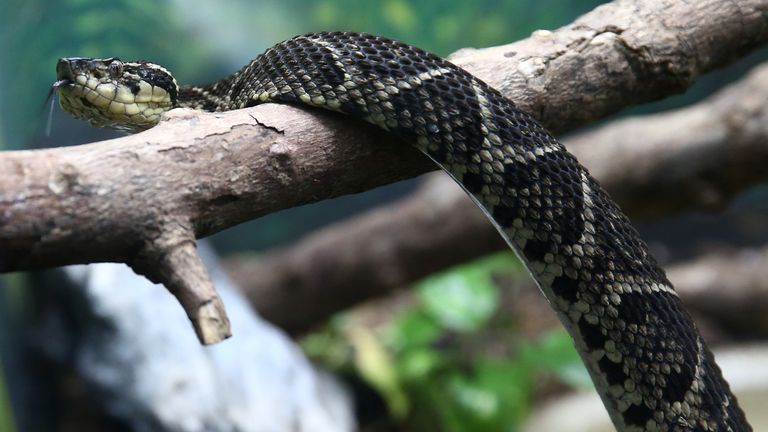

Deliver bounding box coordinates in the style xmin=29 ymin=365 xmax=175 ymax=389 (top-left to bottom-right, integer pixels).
xmin=668 ymin=247 xmax=768 ymax=338
xmin=572 ymin=63 xmax=768 ymax=219
xmin=227 ymin=62 xmax=768 ymax=333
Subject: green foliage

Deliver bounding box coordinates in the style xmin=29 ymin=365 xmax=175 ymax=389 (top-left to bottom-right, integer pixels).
xmin=303 ymin=252 xmax=590 ymax=431
xmin=519 ymin=330 xmax=593 ymax=390
xmin=0 ymin=360 xmax=16 ymax=432
xmin=416 ymin=260 xmax=501 ymax=332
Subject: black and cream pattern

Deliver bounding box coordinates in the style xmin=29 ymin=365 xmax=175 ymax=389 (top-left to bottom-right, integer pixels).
xmin=55 ymin=32 xmax=750 ymax=431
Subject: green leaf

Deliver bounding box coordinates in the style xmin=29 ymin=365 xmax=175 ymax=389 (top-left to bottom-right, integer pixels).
xmin=418 ymin=269 xmax=497 ymax=331
xmin=348 ymin=327 xmax=409 ymax=418
xmin=448 ymin=375 xmax=500 ymax=420
xmin=299 ymin=327 xmax=349 ymax=369
xmin=440 ymin=364 xmax=532 ymax=432
xmin=471 ymin=359 xmax=533 ymax=425
xmin=386 ymin=309 xmax=441 ymax=351
xmin=398 ymin=348 xmax=446 ymax=380
xmin=520 ymin=330 xmax=592 ymax=389
xmin=415 ymin=252 xmax=521 ymax=332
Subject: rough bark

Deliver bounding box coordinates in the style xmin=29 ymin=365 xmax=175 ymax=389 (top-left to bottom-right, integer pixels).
xmin=227 ymin=62 xmax=768 ymax=333
xmin=1 ymin=0 xmax=767 ymax=342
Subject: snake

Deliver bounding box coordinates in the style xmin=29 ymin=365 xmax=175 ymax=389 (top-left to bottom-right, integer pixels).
xmin=53 ymin=31 xmax=751 ymax=431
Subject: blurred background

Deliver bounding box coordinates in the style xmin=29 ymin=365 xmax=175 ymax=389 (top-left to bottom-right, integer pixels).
xmin=1 ymin=1 xmax=767 ymax=431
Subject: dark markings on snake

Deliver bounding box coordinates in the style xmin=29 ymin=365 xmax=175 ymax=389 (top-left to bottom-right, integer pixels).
xmin=522 ymin=239 xmax=549 ymax=262
xmin=613 ymin=291 xmax=698 ymax=405
xmin=126 ymin=79 xmax=141 ymax=95
xmin=598 ymin=356 xmax=626 ymax=386
xmin=136 ymin=67 xmax=178 ymax=103
xmin=550 ymin=275 xmax=579 ymax=302
xmin=624 ymin=402 xmax=655 ymax=427
xmin=202 ymin=99 xmax=220 ymax=112
xmin=457 ymin=171 xmax=485 ymax=194
xmin=577 ymin=318 xmax=608 ymax=351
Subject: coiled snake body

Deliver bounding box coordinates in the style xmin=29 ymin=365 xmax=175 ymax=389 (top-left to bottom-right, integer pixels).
xmin=55 ymin=32 xmax=750 ymax=431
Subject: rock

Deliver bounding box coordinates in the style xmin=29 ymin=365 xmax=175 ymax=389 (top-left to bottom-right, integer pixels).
xmin=53 ymin=243 xmax=355 ymax=432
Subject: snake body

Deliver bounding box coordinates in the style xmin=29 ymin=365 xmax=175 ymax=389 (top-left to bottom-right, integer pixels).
xmin=55 ymin=32 xmax=750 ymax=431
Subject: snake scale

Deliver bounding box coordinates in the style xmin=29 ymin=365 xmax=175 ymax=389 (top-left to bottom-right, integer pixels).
xmin=54 ymin=32 xmax=750 ymax=431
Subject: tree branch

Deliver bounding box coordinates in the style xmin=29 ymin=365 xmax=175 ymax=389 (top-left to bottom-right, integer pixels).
xmin=227 ymin=61 xmax=768 ymax=333
xmin=667 ymin=247 xmax=768 ymax=338
xmin=1 ymin=0 xmax=767 ymax=342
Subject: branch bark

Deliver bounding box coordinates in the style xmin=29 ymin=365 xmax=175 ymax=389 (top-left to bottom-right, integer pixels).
xmin=227 ymin=62 xmax=768 ymax=333
xmin=667 ymin=247 xmax=768 ymax=338
xmin=1 ymin=0 xmax=767 ymax=342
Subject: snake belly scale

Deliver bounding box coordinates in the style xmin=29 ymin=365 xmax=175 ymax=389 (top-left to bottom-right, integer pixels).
xmin=54 ymin=32 xmax=750 ymax=431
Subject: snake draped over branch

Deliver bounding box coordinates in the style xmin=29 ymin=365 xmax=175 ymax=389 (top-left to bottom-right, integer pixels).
xmin=53 ymin=31 xmax=751 ymax=432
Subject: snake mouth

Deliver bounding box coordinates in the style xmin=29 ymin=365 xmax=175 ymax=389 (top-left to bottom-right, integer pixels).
xmin=50 ymin=78 xmax=72 ymax=94
xmin=55 ymin=58 xmax=84 ymax=86
xmin=52 ymin=59 xmax=77 ymax=96
xmin=53 ymin=58 xmax=90 ymax=100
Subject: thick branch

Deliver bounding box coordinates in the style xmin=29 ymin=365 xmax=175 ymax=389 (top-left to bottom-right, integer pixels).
xmin=227 ymin=62 xmax=768 ymax=332
xmin=1 ymin=0 xmax=767 ymax=341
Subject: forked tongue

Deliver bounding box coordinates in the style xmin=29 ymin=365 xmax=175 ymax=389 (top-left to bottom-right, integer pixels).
xmin=44 ymin=80 xmax=70 ymax=136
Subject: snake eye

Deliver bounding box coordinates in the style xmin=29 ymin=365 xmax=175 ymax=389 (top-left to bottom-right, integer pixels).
xmin=108 ymin=60 xmax=123 ymax=77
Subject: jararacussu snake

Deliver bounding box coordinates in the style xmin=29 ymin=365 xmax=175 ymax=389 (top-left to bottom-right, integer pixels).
xmin=53 ymin=31 xmax=751 ymax=431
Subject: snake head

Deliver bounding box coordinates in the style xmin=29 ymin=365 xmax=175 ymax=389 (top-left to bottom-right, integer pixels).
xmin=55 ymin=57 xmax=178 ymax=132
